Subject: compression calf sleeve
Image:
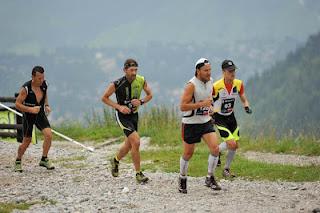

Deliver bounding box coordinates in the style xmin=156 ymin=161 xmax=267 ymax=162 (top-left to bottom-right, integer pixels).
xmin=208 ymin=154 xmax=219 ymax=175
xmin=225 ymin=149 xmax=236 ymax=169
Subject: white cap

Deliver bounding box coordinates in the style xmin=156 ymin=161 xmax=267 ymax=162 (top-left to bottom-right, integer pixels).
xmin=195 ymin=58 xmax=210 ymax=69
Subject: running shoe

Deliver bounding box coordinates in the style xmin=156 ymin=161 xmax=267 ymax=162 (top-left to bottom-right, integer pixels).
xmin=39 ymin=158 xmax=55 ymax=170
xmin=14 ymin=160 xmax=23 ymax=172
xmin=110 ymin=157 xmax=119 ymax=177
xmin=136 ymin=171 xmax=149 ymax=183
xmin=178 ymin=176 xmax=187 ymax=194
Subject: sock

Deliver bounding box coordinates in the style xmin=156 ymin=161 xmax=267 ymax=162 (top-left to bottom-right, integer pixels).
xmin=115 ymin=155 xmax=120 ymax=162
xmin=225 ymin=149 xmax=236 ymax=169
xmin=136 ymin=171 xmax=141 ymax=175
xmin=41 ymin=156 xmax=47 ymax=161
xmin=219 ymin=142 xmax=227 ymax=152
xmin=208 ymin=154 xmax=219 ymax=175
xmin=16 ymin=158 xmax=21 ymax=162
xmin=180 ymin=157 xmax=189 ymax=176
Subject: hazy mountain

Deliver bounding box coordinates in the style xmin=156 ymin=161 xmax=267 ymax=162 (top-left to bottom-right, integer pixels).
xmin=239 ymin=32 xmax=320 ymax=136
xmin=1 ymin=0 xmax=319 ymax=53
xmin=0 ymin=0 xmax=319 ymax=124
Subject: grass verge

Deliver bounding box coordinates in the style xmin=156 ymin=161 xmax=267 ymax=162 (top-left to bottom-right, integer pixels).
xmin=0 ymin=200 xmax=56 ymax=213
xmin=140 ymin=143 xmax=320 ymax=182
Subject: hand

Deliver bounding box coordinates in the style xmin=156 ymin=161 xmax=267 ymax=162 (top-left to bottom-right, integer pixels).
xmin=45 ymin=105 xmax=51 ymax=115
xmin=130 ymin=99 xmax=141 ymax=107
xmin=30 ymin=106 xmax=41 ymax=114
xmin=209 ymin=105 xmax=214 ymax=116
xmin=199 ymin=97 xmax=213 ymax=108
xmin=244 ymin=106 xmax=252 ymax=114
xmin=118 ymin=105 xmax=131 ymax=114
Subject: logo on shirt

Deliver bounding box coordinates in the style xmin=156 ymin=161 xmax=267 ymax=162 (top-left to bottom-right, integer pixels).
xmin=232 ymin=87 xmax=238 ymax=94
xmin=220 ymin=90 xmax=227 ymax=97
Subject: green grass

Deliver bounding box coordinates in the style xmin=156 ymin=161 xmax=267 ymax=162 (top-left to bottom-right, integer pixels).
xmin=60 ymin=162 xmax=88 ymax=169
xmin=0 ymin=200 xmax=56 ymax=213
xmin=52 ymin=155 xmax=87 ymax=163
xmin=0 ymin=202 xmax=33 ymax=213
xmin=42 ymin=106 xmax=319 ymax=156
xmin=52 ymin=155 xmax=88 ymax=169
xmin=139 ymin=106 xmax=181 ymax=146
xmin=140 ymin=143 xmax=320 ymax=182
xmin=240 ymin=135 xmax=320 ymax=156
xmin=33 ymin=106 xmax=320 ymax=182
xmin=50 ymin=122 xmax=122 ymax=142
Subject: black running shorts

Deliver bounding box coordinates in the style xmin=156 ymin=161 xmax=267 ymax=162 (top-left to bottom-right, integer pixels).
xmin=23 ymin=112 xmax=51 ymax=137
xmin=213 ymin=112 xmax=239 ymax=141
xmin=115 ymin=111 xmax=138 ymax=137
xmin=182 ymin=120 xmax=215 ymax=144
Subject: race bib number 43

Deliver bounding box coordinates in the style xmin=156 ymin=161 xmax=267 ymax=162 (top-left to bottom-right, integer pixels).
xmin=221 ymin=98 xmax=235 ymax=113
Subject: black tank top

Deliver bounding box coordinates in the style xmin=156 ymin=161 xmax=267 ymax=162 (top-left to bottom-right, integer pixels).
xmin=22 ymin=80 xmax=48 ymax=114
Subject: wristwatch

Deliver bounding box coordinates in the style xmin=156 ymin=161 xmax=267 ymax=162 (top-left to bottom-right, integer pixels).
xmin=140 ymin=99 xmax=145 ymax=105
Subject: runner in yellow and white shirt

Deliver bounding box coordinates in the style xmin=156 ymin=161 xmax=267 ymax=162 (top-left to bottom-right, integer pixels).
xmin=212 ymin=59 xmax=252 ymax=178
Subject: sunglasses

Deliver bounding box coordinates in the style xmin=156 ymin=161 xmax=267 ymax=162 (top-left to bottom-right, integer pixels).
xmin=124 ymin=62 xmax=138 ymax=69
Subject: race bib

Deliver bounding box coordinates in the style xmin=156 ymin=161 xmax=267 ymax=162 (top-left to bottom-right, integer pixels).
xmin=196 ymin=106 xmax=210 ymax=115
xmin=221 ymin=98 xmax=235 ymax=113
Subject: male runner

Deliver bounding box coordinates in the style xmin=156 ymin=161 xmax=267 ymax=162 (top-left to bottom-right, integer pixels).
xmin=179 ymin=58 xmax=221 ymax=194
xmin=213 ymin=59 xmax=252 ymax=177
xmin=14 ymin=66 xmax=54 ymax=172
xmin=101 ymin=58 xmax=152 ymax=183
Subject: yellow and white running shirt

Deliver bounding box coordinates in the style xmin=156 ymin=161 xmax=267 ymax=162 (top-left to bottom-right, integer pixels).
xmin=212 ymin=78 xmax=244 ymax=116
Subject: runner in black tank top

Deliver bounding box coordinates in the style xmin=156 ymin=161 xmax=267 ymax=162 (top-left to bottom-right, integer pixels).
xmin=14 ymin=66 xmax=54 ymax=172
xmin=101 ymin=58 xmax=153 ymax=183
xmin=21 ymin=80 xmax=50 ymax=137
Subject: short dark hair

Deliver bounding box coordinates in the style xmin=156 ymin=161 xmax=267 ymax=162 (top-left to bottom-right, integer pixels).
xmin=124 ymin=58 xmax=138 ymax=69
xmin=32 ymin=66 xmax=45 ymax=76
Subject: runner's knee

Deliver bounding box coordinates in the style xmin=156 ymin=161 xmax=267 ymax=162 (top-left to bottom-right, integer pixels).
xmin=183 ymin=149 xmax=194 ymax=160
xmin=211 ymin=145 xmax=220 ymax=156
xmin=183 ymin=153 xmax=193 ymax=160
xmin=43 ymin=132 xmax=52 ymax=142
xmin=22 ymin=138 xmax=32 ymax=146
xmin=130 ymin=139 xmax=140 ymax=150
xmin=227 ymin=141 xmax=237 ymax=150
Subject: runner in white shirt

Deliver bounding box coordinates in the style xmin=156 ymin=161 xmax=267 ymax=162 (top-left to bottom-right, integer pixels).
xmin=179 ymin=58 xmax=221 ymax=194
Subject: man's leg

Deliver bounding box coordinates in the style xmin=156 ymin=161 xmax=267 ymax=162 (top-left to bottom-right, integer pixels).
xmin=223 ymin=140 xmax=238 ymax=177
xmin=217 ymin=141 xmax=228 ymax=167
xmin=203 ymin=132 xmax=221 ymax=190
xmin=179 ymin=142 xmax=195 ymax=194
xmin=42 ymin=128 xmax=52 ymax=157
xmin=127 ymin=132 xmax=140 ymax=171
xmin=203 ymin=132 xmax=219 ymax=176
xmin=109 ymin=138 xmax=131 ymax=177
xmin=17 ymin=137 xmax=32 ymax=160
xmin=126 ymin=132 xmax=149 ymax=183
xmin=180 ymin=142 xmax=195 ymax=175
xmin=39 ymin=128 xmax=54 ymax=170
xmin=15 ymin=137 xmax=32 ymax=172
xmin=117 ymin=137 xmax=131 ymax=159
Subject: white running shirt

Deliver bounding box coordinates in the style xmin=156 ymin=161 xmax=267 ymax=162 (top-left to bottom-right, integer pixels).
xmin=182 ymin=76 xmax=213 ymax=124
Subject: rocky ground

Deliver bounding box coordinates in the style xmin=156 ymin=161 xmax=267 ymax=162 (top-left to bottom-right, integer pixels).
xmin=0 ymin=139 xmax=319 ymax=213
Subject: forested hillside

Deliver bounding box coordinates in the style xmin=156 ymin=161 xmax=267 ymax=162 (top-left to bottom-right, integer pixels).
xmin=243 ymin=32 xmax=320 ymax=136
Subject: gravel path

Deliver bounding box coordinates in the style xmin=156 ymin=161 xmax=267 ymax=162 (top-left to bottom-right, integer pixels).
xmin=0 ymin=140 xmax=320 ymax=213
